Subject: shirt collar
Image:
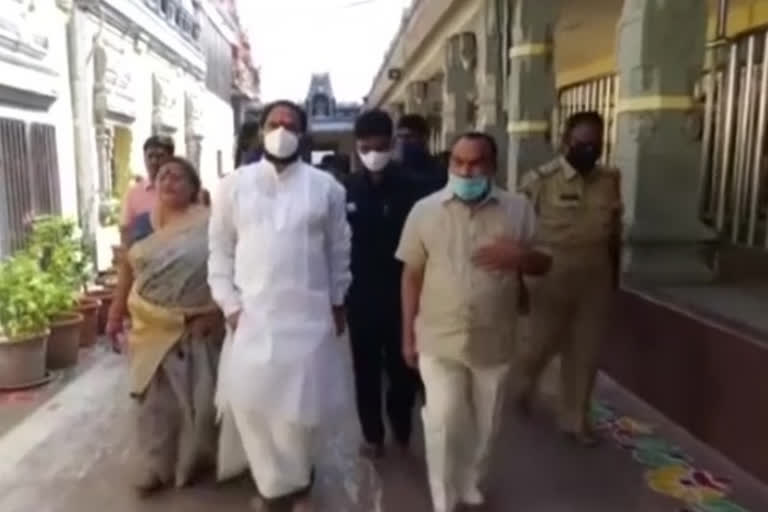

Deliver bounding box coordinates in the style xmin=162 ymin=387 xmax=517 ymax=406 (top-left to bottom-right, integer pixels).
xmin=560 ymin=156 xmax=579 ymax=181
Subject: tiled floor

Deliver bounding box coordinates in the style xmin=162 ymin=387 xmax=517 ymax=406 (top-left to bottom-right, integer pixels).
xmin=0 ymin=345 xmax=766 ymax=512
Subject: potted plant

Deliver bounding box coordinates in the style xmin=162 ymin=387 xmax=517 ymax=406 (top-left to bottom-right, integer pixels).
xmin=28 ymin=217 xmax=85 ymax=367
xmin=0 ymin=253 xmax=51 ymax=389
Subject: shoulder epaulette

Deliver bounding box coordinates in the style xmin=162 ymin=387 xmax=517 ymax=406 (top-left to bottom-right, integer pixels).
xmin=536 ymin=158 xmax=561 ymax=177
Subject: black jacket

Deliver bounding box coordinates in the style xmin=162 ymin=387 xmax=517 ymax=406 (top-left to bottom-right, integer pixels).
xmin=344 ymin=164 xmax=425 ymax=310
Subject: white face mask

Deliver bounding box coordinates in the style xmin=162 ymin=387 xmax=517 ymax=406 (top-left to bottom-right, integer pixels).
xmin=263 ymin=127 xmax=299 ymax=159
xmin=359 ymin=150 xmax=393 ymax=173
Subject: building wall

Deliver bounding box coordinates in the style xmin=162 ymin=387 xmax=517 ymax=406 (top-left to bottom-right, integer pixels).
xmin=556 ymin=0 xmax=768 ymax=88
xmin=0 ymin=1 xmax=76 ymax=255
xmin=200 ymin=91 xmax=235 ymax=193
xmin=68 ymin=0 xmax=238 ymax=269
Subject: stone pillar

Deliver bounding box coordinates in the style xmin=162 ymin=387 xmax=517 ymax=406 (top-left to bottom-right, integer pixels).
xmin=615 ymin=0 xmax=715 ymax=283
xmin=505 ymin=0 xmax=559 ymax=188
xmin=479 ymin=0 xmax=507 ymax=173
xmin=405 ymin=80 xmax=429 ymax=116
xmin=442 ymin=32 xmax=477 ymax=147
xmin=92 ymin=36 xmax=117 ymax=227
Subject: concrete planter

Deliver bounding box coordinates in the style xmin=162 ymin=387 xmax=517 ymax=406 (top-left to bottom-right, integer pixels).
xmin=46 ymin=312 xmax=84 ymax=370
xmin=0 ymin=331 xmax=49 ymax=389
xmin=77 ymin=297 xmax=101 ymax=347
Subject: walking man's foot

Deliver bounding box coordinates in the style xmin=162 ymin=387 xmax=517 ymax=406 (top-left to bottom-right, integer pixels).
xmin=359 ymin=441 xmax=385 ymax=459
xmin=292 ymin=496 xmax=314 ymax=512
xmin=562 ymin=426 xmax=600 ymax=447
xmin=134 ymin=471 xmax=166 ymax=497
xmin=249 ymin=496 xmax=269 ymax=511
xmin=461 ymin=484 xmax=485 ymax=507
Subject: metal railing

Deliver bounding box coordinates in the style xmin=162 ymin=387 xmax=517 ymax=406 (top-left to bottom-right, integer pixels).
xmin=700 ymin=28 xmax=768 ymax=248
xmin=556 ymin=74 xmax=619 ymax=167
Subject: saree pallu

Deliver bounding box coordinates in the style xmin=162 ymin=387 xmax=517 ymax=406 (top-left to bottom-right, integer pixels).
xmin=127 ymin=208 xmax=224 ymax=488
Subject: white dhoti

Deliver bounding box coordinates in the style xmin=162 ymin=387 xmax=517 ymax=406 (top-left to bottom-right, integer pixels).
xmin=419 ymin=354 xmax=510 ymax=512
xmin=215 ymin=307 xmax=350 ymax=500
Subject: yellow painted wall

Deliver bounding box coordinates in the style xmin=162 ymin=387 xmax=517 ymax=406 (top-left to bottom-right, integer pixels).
xmin=556 ymin=0 xmax=768 ymax=89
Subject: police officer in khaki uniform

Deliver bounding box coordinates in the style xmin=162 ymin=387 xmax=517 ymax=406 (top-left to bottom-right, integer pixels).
xmin=515 ymin=111 xmax=622 ymax=445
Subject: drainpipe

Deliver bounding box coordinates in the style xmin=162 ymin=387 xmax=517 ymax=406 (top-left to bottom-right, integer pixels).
xmin=66 ymin=3 xmax=98 ymax=262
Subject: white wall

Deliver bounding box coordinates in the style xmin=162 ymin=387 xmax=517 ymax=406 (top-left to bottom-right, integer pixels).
xmin=200 ymin=91 xmax=235 ymax=195
xmin=0 ymin=3 xmax=77 ymax=220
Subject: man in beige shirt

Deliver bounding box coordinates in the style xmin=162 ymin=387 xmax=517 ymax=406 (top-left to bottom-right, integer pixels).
xmin=396 ymin=132 xmax=551 ymax=512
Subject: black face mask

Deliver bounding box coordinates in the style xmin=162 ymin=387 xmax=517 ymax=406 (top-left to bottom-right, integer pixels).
xmin=566 ymin=144 xmax=601 ymax=174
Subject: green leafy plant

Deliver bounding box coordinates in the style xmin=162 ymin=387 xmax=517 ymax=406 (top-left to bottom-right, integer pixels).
xmin=0 ymin=253 xmax=51 ymax=340
xmin=27 ymin=216 xmax=93 ymax=293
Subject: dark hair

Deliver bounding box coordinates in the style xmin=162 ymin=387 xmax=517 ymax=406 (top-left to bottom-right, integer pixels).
xmin=354 ymin=109 xmax=393 ymax=139
xmin=563 ymin=111 xmax=604 ymax=139
xmin=235 ymin=120 xmax=261 ymax=167
xmin=451 ymin=132 xmax=499 ymax=168
xmin=397 ymin=114 xmax=429 ymax=138
xmin=260 ymin=100 xmax=308 ymax=133
xmin=143 ymin=135 xmax=175 ymax=154
xmin=159 ymin=156 xmax=202 ymax=202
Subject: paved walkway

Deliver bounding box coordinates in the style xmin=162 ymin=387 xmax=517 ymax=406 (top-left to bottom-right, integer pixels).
xmin=0 ymin=345 xmax=766 ymax=512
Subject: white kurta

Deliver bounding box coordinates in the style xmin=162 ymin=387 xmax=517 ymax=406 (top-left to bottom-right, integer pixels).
xmin=208 ymin=160 xmax=352 ymax=429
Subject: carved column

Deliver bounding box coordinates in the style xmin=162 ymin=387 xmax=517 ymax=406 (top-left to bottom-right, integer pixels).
xmin=442 ymin=32 xmax=478 ymax=147
xmin=615 ymin=0 xmax=715 ymax=282
xmin=185 ymin=89 xmax=204 ymax=170
xmin=479 ymin=0 xmax=507 ymax=175
xmin=92 ymin=37 xmax=116 ymax=227
xmin=506 ymin=0 xmax=559 ymax=188
xmin=405 ymin=80 xmax=429 ymax=117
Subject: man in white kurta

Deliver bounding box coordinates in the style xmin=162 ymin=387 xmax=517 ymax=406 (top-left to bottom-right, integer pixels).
xmin=208 ymin=101 xmax=351 ymax=511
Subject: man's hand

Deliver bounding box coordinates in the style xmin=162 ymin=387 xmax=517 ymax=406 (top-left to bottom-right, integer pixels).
xmin=226 ymin=311 xmax=241 ymax=331
xmin=402 ymin=339 xmax=418 ymax=369
xmin=332 ymin=306 xmax=346 ymax=336
xmin=472 ymin=236 xmax=523 ymax=272
xmin=189 ymin=312 xmax=223 ymax=338
xmin=106 ymin=314 xmax=124 ymax=353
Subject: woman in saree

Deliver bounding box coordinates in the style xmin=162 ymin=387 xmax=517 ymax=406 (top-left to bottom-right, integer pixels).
xmin=106 ymin=156 xmax=224 ymax=494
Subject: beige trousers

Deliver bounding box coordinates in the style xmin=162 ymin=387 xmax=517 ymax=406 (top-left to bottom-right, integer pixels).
xmin=419 ymin=355 xmax=510 ymax=512
xmin=519 ymin=257 xmax=612 ymax=433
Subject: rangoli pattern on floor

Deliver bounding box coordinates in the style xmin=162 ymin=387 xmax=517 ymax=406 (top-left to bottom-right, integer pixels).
xmin=590 ymin=402 xmax=750 ymax=512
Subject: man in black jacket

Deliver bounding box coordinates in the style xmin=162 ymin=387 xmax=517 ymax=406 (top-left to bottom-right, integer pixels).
xmin=395 ymin=114 xmax=447 ymax=192
xmin=345 ymin=109 xmax=422 ymax=458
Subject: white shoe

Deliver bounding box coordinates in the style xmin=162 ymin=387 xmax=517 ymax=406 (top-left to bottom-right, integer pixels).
xmin=461 ymin=484 xmax=485 ymax=506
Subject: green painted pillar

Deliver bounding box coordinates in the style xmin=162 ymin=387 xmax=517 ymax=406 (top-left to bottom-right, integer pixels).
xmin=615 ymin=0 xmax=716 ymax=283
xmin=505 ymin=0 xmax=560 ymax=189
xmin=442 ymin=32 xmax=478 ymax=148
xmin=479 ymin=0 xmax=507 ymax=174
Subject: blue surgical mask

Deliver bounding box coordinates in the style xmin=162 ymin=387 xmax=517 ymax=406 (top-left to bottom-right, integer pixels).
xmin=449 ymin=174 xmax=489 ymax=201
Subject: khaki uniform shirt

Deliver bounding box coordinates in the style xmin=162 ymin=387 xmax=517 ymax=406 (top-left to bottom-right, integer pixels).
xmin=395 ymin=186 xmax=536 ymax=367
xmin=519 ymin=157 xmax=622 ymax=269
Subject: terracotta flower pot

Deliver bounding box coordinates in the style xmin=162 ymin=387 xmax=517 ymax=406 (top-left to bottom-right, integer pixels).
xmin=77 ymin=297 xmax=101 ymax=347
xmin=86 ymin=289 xmax=114 ymax=335
xmin=0 ymin=331 xmax=49 ymax=389
xmin=47 ymin=312 xmax=84 ymax=369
